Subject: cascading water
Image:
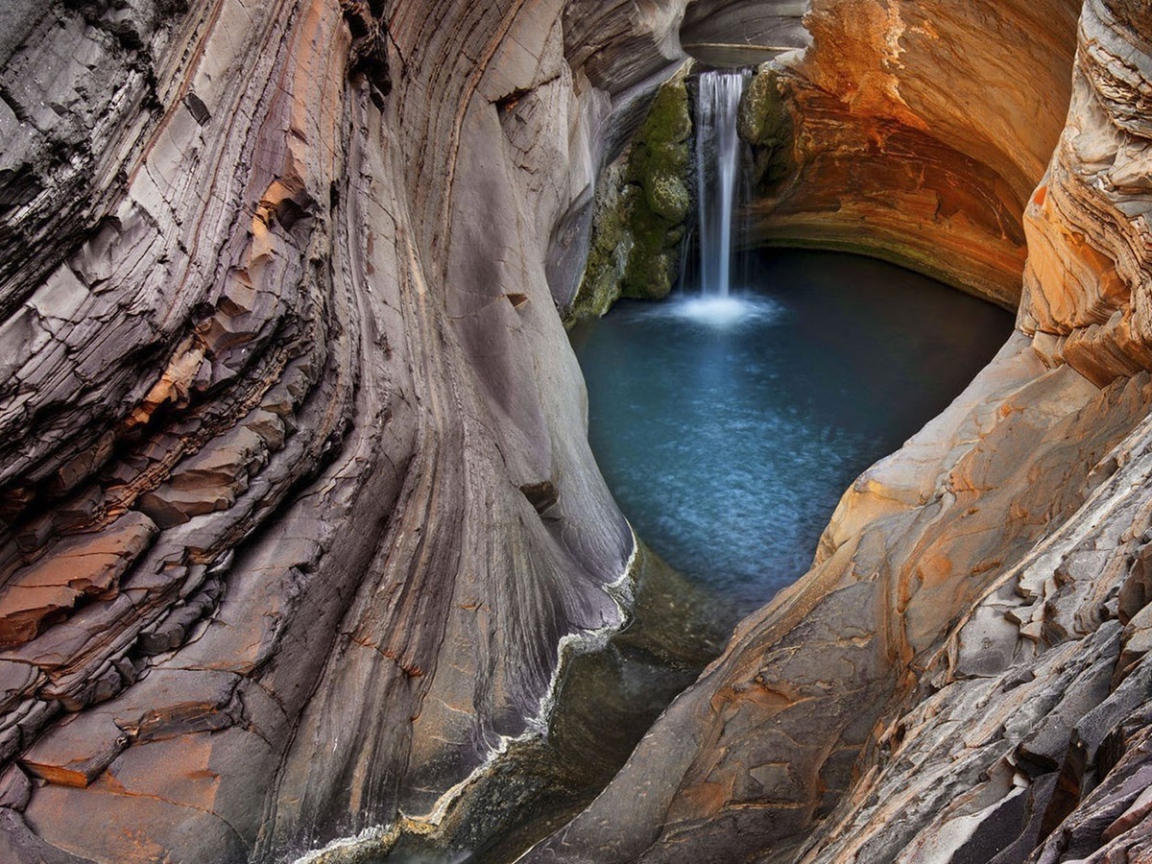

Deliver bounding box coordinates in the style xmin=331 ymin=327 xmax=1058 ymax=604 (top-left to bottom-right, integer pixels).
xmin=570 ymin=68 xmax=1015 ymax=623
xmin=677 ymin=69 xmax=755 ymax=326
xmin=695 ymin=70 xmax=747 ymax=299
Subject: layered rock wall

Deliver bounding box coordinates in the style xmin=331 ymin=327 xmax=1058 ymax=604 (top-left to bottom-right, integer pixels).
xmin=0 ymin=0 xmax=691 ymax=861
xmin=741 ymin=0 xmax=1082 ymax=308
xmin=1020 ymin=0 xmax=1152 ymax=385
xmin=3 ymin=0 xmax=1152 ymax=862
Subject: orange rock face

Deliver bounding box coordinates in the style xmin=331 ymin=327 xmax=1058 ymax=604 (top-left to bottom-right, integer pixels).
xmin=1019 ymin=0 xmax=1152 ymax=385
xmin=743 ymin=0 xmax=1081 ymax=308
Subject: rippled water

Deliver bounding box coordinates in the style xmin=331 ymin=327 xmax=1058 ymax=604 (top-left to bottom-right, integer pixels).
xmin=570 ymin=250 xmax=1014 ymax=618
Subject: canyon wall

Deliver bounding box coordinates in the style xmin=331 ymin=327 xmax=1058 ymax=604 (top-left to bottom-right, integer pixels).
xmin=0 ymin=1 xmax=692 ymax=861
xmin=524 ymin=1 xmax=1152 ymax=862
xmin=2 ymin=0 xmax=1151 ymax=862
xmin=741 ymin=0 xmax=1083 ymax=308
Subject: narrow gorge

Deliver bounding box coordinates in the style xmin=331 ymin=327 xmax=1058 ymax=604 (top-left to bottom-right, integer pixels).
xmin=0 ymin=1 xmax=1150 ymax=863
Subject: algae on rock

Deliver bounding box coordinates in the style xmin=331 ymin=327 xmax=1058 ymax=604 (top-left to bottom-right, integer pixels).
xmin=567 ymin=159 xmax=633 ymax=323
xmin=738 ymin=65 xmax=795 ymax=196
xmin=566 ymin=66 xmax=694 ymax=323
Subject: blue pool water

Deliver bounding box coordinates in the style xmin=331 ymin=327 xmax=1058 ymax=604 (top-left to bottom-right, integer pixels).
xmin=570 ymin=250 xmax=1014 ymax=617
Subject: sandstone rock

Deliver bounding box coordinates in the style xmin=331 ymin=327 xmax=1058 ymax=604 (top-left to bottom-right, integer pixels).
xmin=0 ymin=0 xmax=702 ymax=861
xmin=735 ymin=0 xmax=1081 ymax=308
xmin=1018 ymin=0 xmax=1152 ymax=385
xmin=0 ymin=512 xmax=157 ymax=647
xmin=681 ymin=0 xmax=809 ymax=67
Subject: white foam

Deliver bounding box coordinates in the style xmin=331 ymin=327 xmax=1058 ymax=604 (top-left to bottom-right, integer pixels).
xmin=289 ymin=531 xmax=643 ymax=863
xmin=660 ymin=294 xmax=781 ymax=328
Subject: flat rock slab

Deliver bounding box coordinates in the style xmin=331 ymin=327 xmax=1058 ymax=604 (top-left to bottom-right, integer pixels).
xmin=0 ymin=513 xmax=157 ymax=647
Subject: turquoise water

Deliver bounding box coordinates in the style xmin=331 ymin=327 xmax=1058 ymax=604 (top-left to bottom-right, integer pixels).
xmin=570 ymin=250 xmax=1014 ymax=618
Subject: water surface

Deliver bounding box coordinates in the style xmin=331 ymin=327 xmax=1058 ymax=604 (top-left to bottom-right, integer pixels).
xmin=570 ymin=250 xmax=1013 ymax=618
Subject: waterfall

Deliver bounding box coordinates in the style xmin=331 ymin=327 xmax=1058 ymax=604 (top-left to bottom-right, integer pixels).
xmin=695 ymin=70 xmax=747 ymax=298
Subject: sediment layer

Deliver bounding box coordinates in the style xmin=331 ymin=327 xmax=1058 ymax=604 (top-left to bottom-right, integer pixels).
xmin=742 ymin=0 xmax=1082 ymax=308
xmin=0 ymin=1 xmax=692 ymax=860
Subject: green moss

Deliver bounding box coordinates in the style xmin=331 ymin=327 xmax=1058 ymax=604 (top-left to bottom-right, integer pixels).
xmin=566 ymin=163 xmax=629 ymax=324
xmin=737 ymin=67 xmax=796 ymax=194
xmin=738 ymin=67 xmax=788 ymax=145
xmin=565 ymin=64 xmax=694 ymax=322
xmin=633 ymin=139 xmax=689 ymax=180
xmin=619 ymin=183 xmax=672 ymax=299
xmin=638 ymin=75 xmax=692 ymax=146
xmin=645 ymin=174 xmax=690 ymax=222
xmin=619 ymin=66 xmax=693 ymax=302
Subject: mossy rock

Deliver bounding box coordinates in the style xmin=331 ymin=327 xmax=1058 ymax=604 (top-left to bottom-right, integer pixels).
xmin=638 ymin=74 xmax=692 ymax=145
xmin=566 ymin=162 xmax=630 ymax=323
xmin=622 ymin=247 xmax=673 ymax=300
xmin=640 ymin=140 xmax=690 ymax=178
xmin=565 ymin=64 xmax=694 ymax=321
xmin=738 ymin=67 xmax=790 ymax=146
xmin=737 ymin=66 xmax=796 ymax=195
xmin=619 ymin=66 xmax=692 ymax=301
xmin=645 ymin=174 xmax=690 ymax=223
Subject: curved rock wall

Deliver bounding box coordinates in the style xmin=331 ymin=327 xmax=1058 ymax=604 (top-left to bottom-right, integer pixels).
xmin=3 ymin=0 xmax=1152 ymax=862
xmin=741 ymin=0 xmax=1082 ymax=307
xmin=0 ymin=1 xmax=690 ymax=861
xmin=1020 ymin=0 xmax=1152 ymax=386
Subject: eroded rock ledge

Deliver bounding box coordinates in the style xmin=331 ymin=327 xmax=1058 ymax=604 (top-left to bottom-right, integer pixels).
xmin=0 ymin=0 xmax=693 ymax=860
xmin=524 ymin=1 xmax=1152 ymax=862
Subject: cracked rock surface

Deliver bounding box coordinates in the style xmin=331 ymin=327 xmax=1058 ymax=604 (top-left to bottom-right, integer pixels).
xmin=0 ymin=0 xmax=694 ymax=860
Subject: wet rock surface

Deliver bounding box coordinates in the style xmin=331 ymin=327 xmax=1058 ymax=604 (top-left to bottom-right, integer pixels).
xmin=3 ymin=0 xmax=1152 ymax=862
xmin=566 ymin=68 xmax=694 ymax=321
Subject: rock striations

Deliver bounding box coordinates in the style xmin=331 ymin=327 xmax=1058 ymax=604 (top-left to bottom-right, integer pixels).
xmin=0 ymin=0 xmax=691 ymax=861
xmin=1 ymin=0 xmax=1152 ymax=863
xmin=741 ymin=0 xmax=1083 ymax=308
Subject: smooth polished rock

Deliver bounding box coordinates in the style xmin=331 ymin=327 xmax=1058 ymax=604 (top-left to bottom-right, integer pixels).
xmin=739 ymin=0 xmax=1082 ymax=308
xmin=0 ymin=0 xmax=696 ymax=860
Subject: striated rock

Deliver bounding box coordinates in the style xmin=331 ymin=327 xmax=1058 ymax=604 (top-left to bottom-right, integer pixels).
xmin=737 ymin=0 xmax=1082 ymax=307
xmin=0 ymin=512 xmax=156 ymax=646
xmin=1018 ymin=0 xmax=1152 ymax=385
xmin=0 ymin=0 xmax=698 ymax=861
xmin=680 ymin=0 xmax=809 ymax=68
xmin=790 ymin=413 xmax=1152 ymax=864
xmin=2 ymin=0 xmax=1152 ymax=863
